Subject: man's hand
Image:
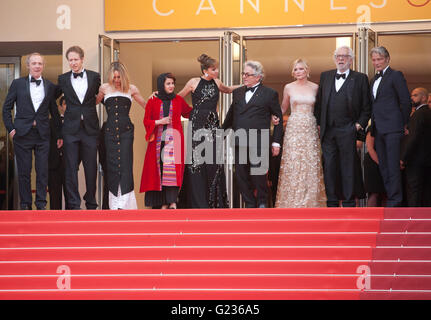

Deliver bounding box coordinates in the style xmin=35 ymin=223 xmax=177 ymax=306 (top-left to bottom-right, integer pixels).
xmin=272 ymin=146 xmax=280 ymax=157
xmin=57 ymin=139 xmax=63 ymax=149
xmin=9 ymin=130 xmax=16 ymax=139
xmin=400 ymin=160 xmax=406 ymax=170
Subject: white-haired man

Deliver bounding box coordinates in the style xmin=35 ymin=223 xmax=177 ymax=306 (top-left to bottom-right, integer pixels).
xmin=314 ymin=46 xmax=371 ymax=207
xmin=222 ymin=60 xmax=283 ymax=208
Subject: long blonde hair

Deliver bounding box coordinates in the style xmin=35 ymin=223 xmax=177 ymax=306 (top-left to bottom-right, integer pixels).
xmin=108 ymin=61 xmax=130 ymax=93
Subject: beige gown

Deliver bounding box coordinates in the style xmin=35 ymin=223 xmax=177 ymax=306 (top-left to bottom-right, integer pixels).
xmin=275 ymin=91 xmax=326 ymax=208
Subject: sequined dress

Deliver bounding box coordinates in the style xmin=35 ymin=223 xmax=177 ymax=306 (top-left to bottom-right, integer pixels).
xmin=275 ymin=92 xmax=326 ymax=208
xmin=182 ymin=78 xmax=228 ymax=208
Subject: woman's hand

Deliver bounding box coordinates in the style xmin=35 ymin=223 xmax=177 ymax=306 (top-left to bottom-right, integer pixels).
xmin=156 ymin=116 xmax=171 ymax=126
xmin=149 ymin=91 xmax=158 ymax=99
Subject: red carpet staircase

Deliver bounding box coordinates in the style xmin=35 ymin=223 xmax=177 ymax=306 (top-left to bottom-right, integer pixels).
xmin=0 ymin=208 xmax=430 ymax=300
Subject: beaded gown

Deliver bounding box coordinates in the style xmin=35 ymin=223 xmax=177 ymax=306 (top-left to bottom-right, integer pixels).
xmin=104 ymin=91 xmax=137 ymax=209
xmin=181 ymin=78 xmax=228 ymax=208
xmin=275 ymin=90 xmax=326 ymax=208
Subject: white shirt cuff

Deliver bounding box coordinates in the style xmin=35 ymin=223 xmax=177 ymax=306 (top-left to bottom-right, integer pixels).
xmin=272 ymin=142 xmax=281 ymax=148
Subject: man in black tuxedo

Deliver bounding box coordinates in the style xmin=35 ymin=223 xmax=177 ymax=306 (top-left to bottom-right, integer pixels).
xmin=370 ymin=46 xmax=411 ymax=207
xmin=48 ymin=96 xmax=68 ymax=209
xmin=314 ymin=46 xmax=371 ymax=207
xmin=2 ymin=53 xmax=61 ymax=210
xmin=57 ymin=46 xmax=101 ymax=210
xmin=401 ymin=87 xmax=431 ymax=207
xmin=222 ymin=60 xmax=283 ymax=208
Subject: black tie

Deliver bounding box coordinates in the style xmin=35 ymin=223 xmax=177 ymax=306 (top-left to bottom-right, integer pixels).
xmin=246 ymin=86 xmax=257 ymax=93
xmin=335 ymin=73 xmax=346 ymax=80
xmin=73 ymin=72 xmax=84 ymax=79
xmin=375 ymin=72 xmax=383 ymax=80
xmin=30 ymin=77 xmax=41 ymax=86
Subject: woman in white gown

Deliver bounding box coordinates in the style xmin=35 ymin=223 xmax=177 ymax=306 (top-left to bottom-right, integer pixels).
xmin=275 ymin=59 xmax=326 ymax=208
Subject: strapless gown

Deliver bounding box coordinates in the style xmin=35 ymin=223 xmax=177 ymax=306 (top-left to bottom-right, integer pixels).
xmin=275 ymin=92 xmax=326 ymax=208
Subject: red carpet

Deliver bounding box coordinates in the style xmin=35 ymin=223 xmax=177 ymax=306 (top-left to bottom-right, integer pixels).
xmin=0 ymin=208 xmax=430 ymax=300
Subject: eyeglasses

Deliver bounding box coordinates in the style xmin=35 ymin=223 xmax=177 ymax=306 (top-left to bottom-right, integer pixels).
xmin=335 ymin=54 xmax=351 ymax=59
xmin=241 ymin=72 xmax=257 ymax=77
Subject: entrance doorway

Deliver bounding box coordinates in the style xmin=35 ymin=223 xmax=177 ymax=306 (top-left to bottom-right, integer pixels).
xmin=104 ymin=29 xmax=431 ymax=209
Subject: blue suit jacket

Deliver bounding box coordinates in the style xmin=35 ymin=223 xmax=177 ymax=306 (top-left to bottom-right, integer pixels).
xmin=370 ymin=67 xmax=411 ymax=134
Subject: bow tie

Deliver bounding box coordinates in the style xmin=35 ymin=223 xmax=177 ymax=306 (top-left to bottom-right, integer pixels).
xmin=375 ymin=72 xmax=383 ymax=79
xmin=73 ymin=71 xmax=84 ymax=79
xmin=30 ymin=77 xmax=41 ymax=86
xmin=246 ymin=86 xmax=258 ymax=93
xmin=335 ymin=73 xmax=346 ymax=80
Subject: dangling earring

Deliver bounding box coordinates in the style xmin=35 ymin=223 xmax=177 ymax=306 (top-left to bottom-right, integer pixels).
xmin=204 ymin=73 xmax=208 ymax=78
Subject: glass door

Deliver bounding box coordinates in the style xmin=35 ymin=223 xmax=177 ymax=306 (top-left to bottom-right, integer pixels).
xmin=220 ymin=31 xmax=246 ymax=208
xmin=98 ymin=35 xmax=120 ymax=209
xmin=356 ymin=27 xmax=377 ymax=77
xmin=356 ymin=27 xmax=377 ymax=207
xmin=0 ymin=57 xmax=20 ymax=210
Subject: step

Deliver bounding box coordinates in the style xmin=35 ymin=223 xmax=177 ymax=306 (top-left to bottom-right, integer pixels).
xmin=376 ymin=233 xmax=431 ymax=246
xmin=0 ymin=220 xmax=382 ymax=234
xmin=379 ymin=220 xmax=431 ymax=233
xmin=0 ymin=260 xmax=371 ymax=275
xmin=0 ymin=274 xmax=362 ymax=290
xmin=369 ymin=261 xmax=431 ymax=275
xmin=369 ymin=275 xmax=431 ymax=290
xmin=0 ymin=233 xmax=379 ymax=247
xmin=0 ymin=288 xmax=362 ymax=300
xmin=0 ymin=208 xmax=384 ymax=221
xmin=372 ymin=247 xmax=431 ymax=260
xmin=0 ymin=246 xmax=375 ymax=261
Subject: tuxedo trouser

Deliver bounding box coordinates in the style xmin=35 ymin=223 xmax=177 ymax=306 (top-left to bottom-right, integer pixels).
xmin=235 ymin=146 xmax=268 ymax=208
xmin=63 ymin=126 xmax=99 ymax=209
xmin=48 ymin=161 xmax=67 ymax=209
xmin=13 ymin=127 xmax=49 ymax=208
xmin=374 ymin=131 xmax=403 ymax=207
xmin=322 ymin=124 xmax=357 ymax=207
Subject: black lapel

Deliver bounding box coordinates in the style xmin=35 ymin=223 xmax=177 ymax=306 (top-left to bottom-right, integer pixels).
xmin=25 ymin=76 xmax=36 ymax=112
xmin=375 ymin=67 xmax=392 ymax=99
xmin=240 ymin=85 xmax=262 ymax=114
xmin=65 ymin=71 xmax=82 ymax=104
xmin=82 ymin=70 xmax=92 ymax=103
xmin=323 ymin=70 xmax=336 ymax=107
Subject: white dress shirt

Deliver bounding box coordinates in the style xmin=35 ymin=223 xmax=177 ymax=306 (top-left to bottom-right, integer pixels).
xmin=335 ymin=69 xmax=350 ymax=92
xmin=245 ymin=83 xmax=260 ymax=104
xmin=71 ymin=69 xmax=88 ymax=104
xmin=373 ymin=65 xmax=389 ymax=99
xmin=29 ymin=75 xmax=45 ymax=112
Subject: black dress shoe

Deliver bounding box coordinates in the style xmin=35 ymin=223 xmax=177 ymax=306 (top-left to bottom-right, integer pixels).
xmin=258 ymin=204 xmax=267 ymax=208
xmin=20 ymin=205 xmax=32 ymax=210
xmin=36 ymin=206 xmax=46 ymax=210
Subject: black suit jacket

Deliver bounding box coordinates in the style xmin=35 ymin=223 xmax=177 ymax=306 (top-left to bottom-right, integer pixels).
xmin=57 ymin=70 xmax=101 ymax=136
xmin=401 ymin=105 xmax=431 ymax=166
xmin=314 ymin=69 xmax=371 ymax=141
xmin=222 ymin=84 xmax=283 ymax=146
xmin=370 ymin=67 xmax=411 ymax=134
xmin=2 ymin=76 xmax=60 ymax=140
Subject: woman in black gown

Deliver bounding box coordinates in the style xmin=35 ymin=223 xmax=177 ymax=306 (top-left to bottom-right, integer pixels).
xmin=96 ymin=62 xmax=146 ymax=209
xmin=177 ymin=54 xmax=240 ymax=208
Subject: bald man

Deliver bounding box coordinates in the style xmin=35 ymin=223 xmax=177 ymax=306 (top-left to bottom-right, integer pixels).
xmin=401 ymin=87 xmax=431 ymax=206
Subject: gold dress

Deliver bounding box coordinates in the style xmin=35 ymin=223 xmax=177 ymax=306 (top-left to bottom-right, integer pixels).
xmin=275 ymin=91 xmax=326 ymax=208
